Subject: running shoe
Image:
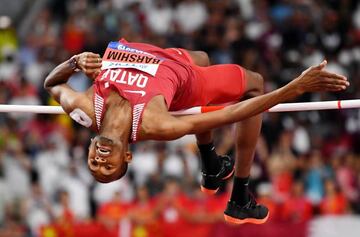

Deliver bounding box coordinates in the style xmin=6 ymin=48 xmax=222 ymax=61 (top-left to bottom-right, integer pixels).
xmin=223 ymin=194 xmax=269 ymax=224
xmin=200 ymin=155 xmax=235 ymax=194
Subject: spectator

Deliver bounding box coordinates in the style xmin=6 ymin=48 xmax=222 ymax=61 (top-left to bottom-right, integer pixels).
xmin=93 ymin=176 xmax=134 ymax=205
xmin=0 ymin=16 xmax=17 ymax=61
xmin=131 ymin=142 xmax=161 ymax=186
xmin=282 ymin=180 xmax=313 ymax=223
xmin=34 ymin=133 xmax=70 ymax=198
xmin=128 ymin=186 xmax=159 ymax=236
xmin=336 ymin=153 xmax=359 ymax=204
xmin=9 ymin=76 xmax=40 ymax=122
xmin=145 ymin=0 xmax=174 ymax=35
xmin=0 ymin=148 xmax=10 ymax=225
xmin=156 ymin=178 xmax=188 ymax=237
xmin=24 ymin=182 xmax=53 ymax=236
xmin=174 ymin=0 xmax=208 ymax=34
xmin=319 ymin=179 xmax=348 ymax=215
xmin=2 ymin=137 xmax=31 ymax=201
xmin=267 ymin=131 xmax=296 ymax=202
xmin=304 ymin=151 xmax=327 ymax=205
xmin=58 ymin=163 xmax=91 ymax=220
xmin=97 ymin=191 xmax=130 ymax=230
xmin=52 ymin=190 xmax=74 ymax=223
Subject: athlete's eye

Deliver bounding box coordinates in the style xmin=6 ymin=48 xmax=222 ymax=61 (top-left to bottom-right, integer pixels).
xmin=105 ymin=165 xmax=111 ymax=170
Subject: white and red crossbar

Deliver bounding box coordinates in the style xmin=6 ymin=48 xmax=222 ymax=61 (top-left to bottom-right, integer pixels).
xmin=0 ymin=99 xmax=359 ymax=115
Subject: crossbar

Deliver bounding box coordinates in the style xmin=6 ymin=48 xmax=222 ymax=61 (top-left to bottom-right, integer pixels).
xmin=0 ymin=99 xmax=359 ymax=115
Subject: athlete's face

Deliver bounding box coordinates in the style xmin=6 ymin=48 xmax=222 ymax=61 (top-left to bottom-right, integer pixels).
xmin=87 ymin=135 xmax=132 ymax=183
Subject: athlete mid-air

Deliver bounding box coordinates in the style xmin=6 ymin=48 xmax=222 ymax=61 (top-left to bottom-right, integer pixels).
xmin=44 ymin=39 xmax=349 ymax=224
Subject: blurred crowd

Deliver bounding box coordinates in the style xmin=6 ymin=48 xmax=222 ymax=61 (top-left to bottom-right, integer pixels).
xmin=0 ymin=0 xmax=360 ymax=236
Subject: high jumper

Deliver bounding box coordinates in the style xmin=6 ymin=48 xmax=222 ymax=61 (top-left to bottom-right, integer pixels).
xmin=44 ymin=39 xmax=349 ymax=225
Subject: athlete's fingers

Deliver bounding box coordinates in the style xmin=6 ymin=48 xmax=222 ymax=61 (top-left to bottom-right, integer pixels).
xmin=78 ymin=53 xmax=101 ymax=65
xmin=83 ymin=52 xmax=100 ymax=59
xmin=310 ymin=85 xmax=342 ymax=93
xmin=78 ymin=61 xmax=102 ymax=71
xmin=321 ymin=77 xmax=350 ymax=87
xmin=80 ymin=57 xmax=101 ymax=64
xmin=82 ymin=62 xmax=102 ymax=69
xmin=322 ymin=83 xmax=347 ymax=91
xmin=86 ymin=55 xmax=101 ymax=64
xmin=86 ymin=57 xmax=102 ymax=64
xmin=319 ymin=71 xmax=347 ymax=81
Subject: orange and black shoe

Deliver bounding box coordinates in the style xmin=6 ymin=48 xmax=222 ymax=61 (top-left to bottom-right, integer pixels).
xmin=200 ymin=155 xmax=235 ymax=195
xmin=224 ymin=196 xmax=269 ymax=225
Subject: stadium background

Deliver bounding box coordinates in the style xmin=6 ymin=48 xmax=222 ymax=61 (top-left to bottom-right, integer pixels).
xmin=0 ymin=0 xmax=360 ymax=236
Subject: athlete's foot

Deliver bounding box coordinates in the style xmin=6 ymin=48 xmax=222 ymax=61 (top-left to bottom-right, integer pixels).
xmin=200 ymin=155 xmax=235 ymax=195
xmin=223 ymin=195 xmax=269 ymax=225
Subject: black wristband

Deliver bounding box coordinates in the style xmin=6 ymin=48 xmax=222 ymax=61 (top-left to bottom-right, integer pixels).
xmin=69 ymin=56 xmax=80 ymax=72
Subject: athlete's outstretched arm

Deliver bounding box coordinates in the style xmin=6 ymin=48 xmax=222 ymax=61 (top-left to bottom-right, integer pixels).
xmin=151 ymin=61 xmax=349 ymax=140
xmin=44 ymin=52 xmax=102 ymax=113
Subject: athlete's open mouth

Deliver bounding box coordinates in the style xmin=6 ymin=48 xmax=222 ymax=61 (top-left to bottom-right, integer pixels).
xmin=96 ymin=143 xmax=111 ymax=155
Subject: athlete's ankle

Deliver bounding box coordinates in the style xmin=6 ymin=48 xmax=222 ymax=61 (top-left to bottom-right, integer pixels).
xmin=230 ymin=176 xmax=250 ymax=206
xmin=197 ymin=142 xmax=220 ymax=174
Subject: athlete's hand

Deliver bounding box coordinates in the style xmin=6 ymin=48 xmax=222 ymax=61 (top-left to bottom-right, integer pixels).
xmin=290 ymin=60 xmax=349 ymax=95
xmin=75 ymin=52 xmax=102 ymax=79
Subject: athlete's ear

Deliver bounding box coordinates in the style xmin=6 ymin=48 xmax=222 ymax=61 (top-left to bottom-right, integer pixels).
xmin=124 ymin=151 xmax=132 ymax=163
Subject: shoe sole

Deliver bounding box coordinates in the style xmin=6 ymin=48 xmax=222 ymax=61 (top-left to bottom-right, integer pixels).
xmin=200 ymin=186 xmax=219 ymax=194
xmin=200 ymin=168 xmax=235 ymax=195
xmin=223 ymin=212 xmax=270 ymax=225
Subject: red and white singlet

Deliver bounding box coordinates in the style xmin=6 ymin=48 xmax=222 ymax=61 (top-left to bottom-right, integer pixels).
xmin=93 ymin=39 xmax=246 ymax=142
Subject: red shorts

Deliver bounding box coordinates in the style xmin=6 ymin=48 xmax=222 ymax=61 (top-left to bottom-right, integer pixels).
xmin=165 ymin=48 xmax=247 ymax=106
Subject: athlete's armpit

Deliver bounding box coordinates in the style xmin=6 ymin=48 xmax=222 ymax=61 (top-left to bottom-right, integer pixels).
xmin=138 ymin=96 xmax=194 ymax=141
xmin=140 ymin=115 xmax=194 ymax=141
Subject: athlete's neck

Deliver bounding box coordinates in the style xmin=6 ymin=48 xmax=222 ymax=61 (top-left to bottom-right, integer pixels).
xmin=100 ymin=92 xmax=132 ymax=142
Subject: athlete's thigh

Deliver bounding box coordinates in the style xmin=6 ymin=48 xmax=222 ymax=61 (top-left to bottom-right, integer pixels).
xmin=194 ymin=64 xmax=247 ymax=105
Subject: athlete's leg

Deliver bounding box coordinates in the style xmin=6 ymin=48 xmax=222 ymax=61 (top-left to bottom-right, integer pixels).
xmin=183 ymin=59 xmax=268 ymax=223
xmin=231 ymin=70 xmax=263 ymax=204
xmin=224 ymin=69 xmax=269 ymax=224
xmin=195 ymin=132 xmax=220 ymax=174
xmin=181 ymin=51 xmax=216 ymax=168
xmin=185 ymin=50 xmax=210 ymax=67
xmin=186 ymin=51 xmax=222 ymax=184
xmin=181 ymin=50 xmax=233 ymax=193
xmin=191 ymin=65 xmax=263 ymax=180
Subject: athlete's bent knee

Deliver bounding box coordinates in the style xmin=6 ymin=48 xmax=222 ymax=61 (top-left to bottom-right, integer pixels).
xmin=192 ymin=51 xmax=210 ymax=66
xmin=253 ymin=72 xmax=264 ymax=95
xmin=245 ymin=71 xmax=264 ymax=98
